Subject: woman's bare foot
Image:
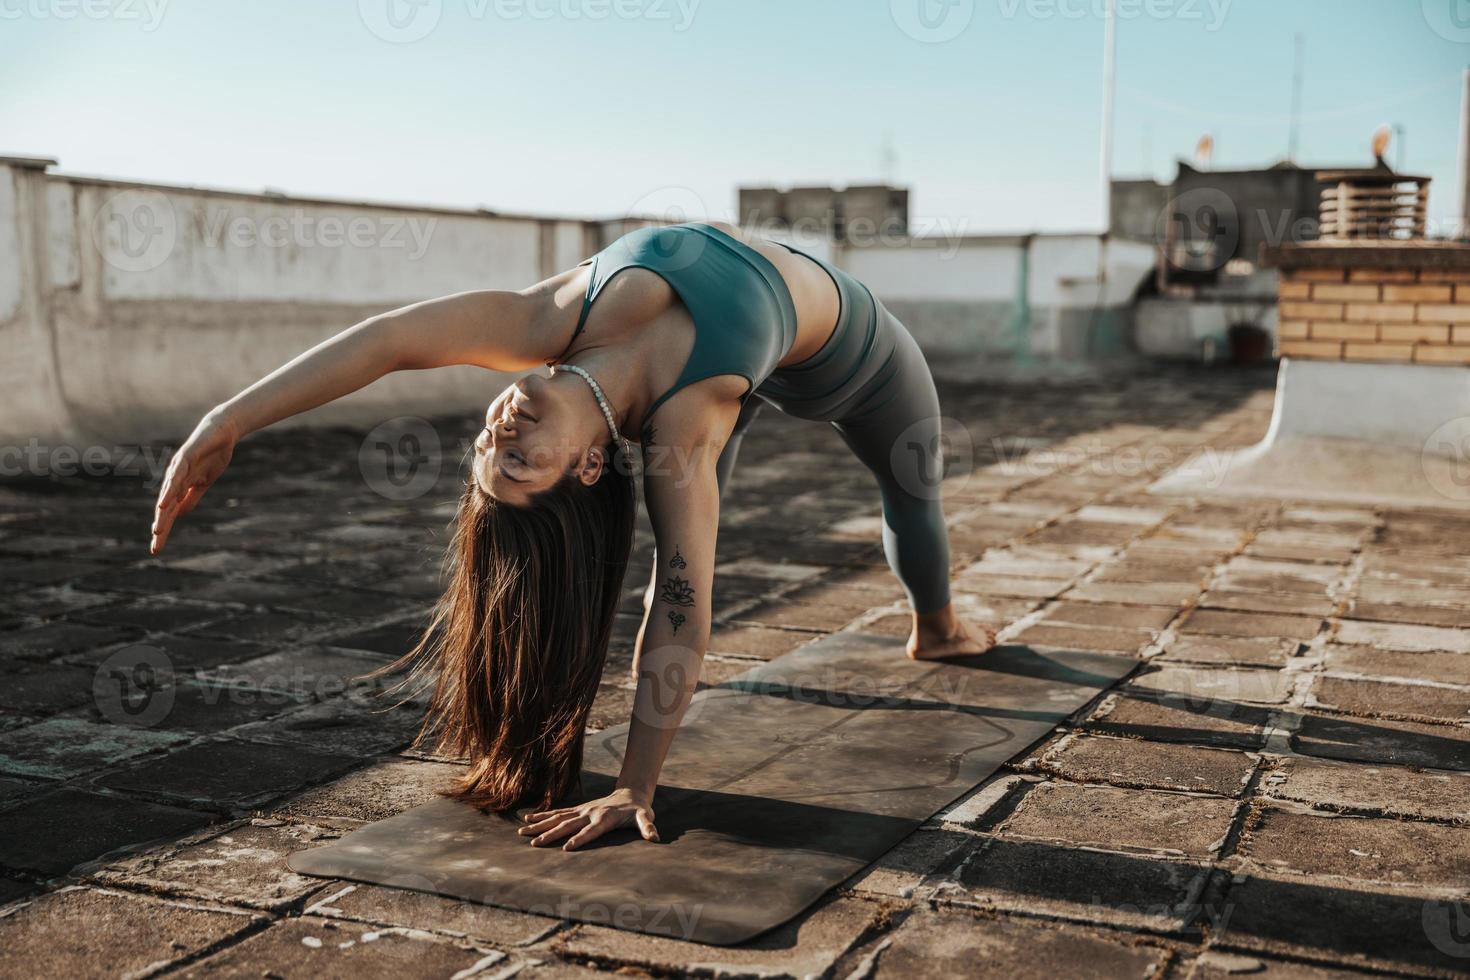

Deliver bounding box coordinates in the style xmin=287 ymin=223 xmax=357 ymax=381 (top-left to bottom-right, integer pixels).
xmin=906 ymin=604 xmax=998 ymax=661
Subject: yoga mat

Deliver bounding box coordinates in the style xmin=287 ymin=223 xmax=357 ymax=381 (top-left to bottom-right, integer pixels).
xmin=289 ymin=633 xmax=1134 ymax=945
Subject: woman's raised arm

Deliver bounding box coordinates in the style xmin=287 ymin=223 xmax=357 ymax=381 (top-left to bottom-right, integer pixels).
xmin=150 ymin=277 xmax=578 ymax=554
xmin=219 ymin=286 xmax=561 ymax=439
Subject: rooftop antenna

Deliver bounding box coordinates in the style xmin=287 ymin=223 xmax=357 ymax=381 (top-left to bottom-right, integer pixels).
xmin=1097 ymin=0 xmax=1118 ymax=304
xmin=1288 ymin=33 xmax=1304 ymax=162
xmin=1099 ymin=0 xmax=1117 ymax=231
xmin=879 ymin=132 xmax=898 ymax=186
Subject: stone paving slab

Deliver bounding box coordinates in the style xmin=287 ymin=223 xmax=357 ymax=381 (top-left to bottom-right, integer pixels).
xmin=0 ymin=775 xmax=44 ymax=808
xmin=304 ymin=880 xmax=563 ymax=948
xmin=270 ymin=756 xmax=465 ymax=826
xmin=1333 ymin=621 xmax=1470 ymax=655
xmin=1179 ymin=609 xmax=1326 ymax=642
xmin=228 ymin=698 xmax=423 ymax=758
xmin=177 ymin=914 xmax=500 ymax=978
xmin=0 ymin=787 xmax=214 ymax=875
xmin=1084 ymin=690 xmax=1270 ymax=751
xmin=849 ymin=908 xmax=1171 ymax=979
xmin=1037 ymin=733 xmax=1258 ymax=797
xmin=1344 ymin=602 xmax=1470 ymax=629
xmin=1183 ymin=950 xmax=1389 ymax=979
xmin=0 ymin=716 xmax=186 ymax=780
xmin=1213 ymin=873 xmax=1470 ymax=977
xmin=93 ymin=819 xmax=338 ymax=912
xmin=1308 ymin=676 xmax=1470 ymax=724
xmin=1040 ymin=601 xmax=1182 ymax=631
xmin=1013 ymin=622 xmax=1155 ymax=654
xmin=1262 ymin=757 xmax=1470 ymax=822
xmin=0 ymin=663 xmax=96 ymax=715
xmin=996 ymin=781 xmax=1238 ymax=858
xmin=96 ymin=739 xmax=361 ymax=809
xmin=1321 ymin=646 xmax=1470 ymax=687
xmin=551 ymin=894 xmax=880 ymax=978
xmin=1159 ymin=635 xmax=1301 ymax=668
xmin=0 ymin=886 xmax=265 ymax=978
xmin=942 ymin=836 xmax=1212 ymax=933
xmin=1291 ymin=711 xmax=1470 ymax=771
xmin=1065 ymin=580 xmax=1204 ymax=606
xmin=198 ymin=646 xmax=391 ymax=698
xmin=844 ymin=825 xmax=979 ymax=901
xmin=1237 ymin=805 xmax=1470 ymax=891
xmin=1127 ymin=664 xmax=1296 ymax=707
xmin=66 ymin=678 xmax=312 ymax=734
xmin=1199 ymin=589 xmax=1339 ymax=618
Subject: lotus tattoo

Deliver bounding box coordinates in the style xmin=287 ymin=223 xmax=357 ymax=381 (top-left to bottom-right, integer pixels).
xmin=660 ymin=575 xmax=695 ymax=607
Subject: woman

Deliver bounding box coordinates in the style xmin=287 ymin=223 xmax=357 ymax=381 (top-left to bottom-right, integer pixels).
xmin=149 ymin=220 xmax=994 ymax=852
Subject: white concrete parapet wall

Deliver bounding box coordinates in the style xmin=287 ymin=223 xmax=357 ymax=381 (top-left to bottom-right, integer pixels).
xmin=842 ymin=234 xmax=1155 ymax=362
xmin=1 ymin=159 xmax=1155 ymax=460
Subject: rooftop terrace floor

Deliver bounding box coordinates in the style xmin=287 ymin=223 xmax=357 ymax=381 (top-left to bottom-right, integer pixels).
xmin=2 ymin=365 xmax=1469 ymax=978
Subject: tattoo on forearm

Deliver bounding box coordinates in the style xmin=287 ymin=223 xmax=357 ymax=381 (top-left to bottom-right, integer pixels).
xmin=657 ymin=546 xmax=696 ymax=635
xmin=659 ymin=575 xmax=695 ymax=607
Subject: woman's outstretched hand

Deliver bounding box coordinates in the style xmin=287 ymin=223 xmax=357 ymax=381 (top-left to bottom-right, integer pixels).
xmin=150 ymin=411 xmax=240 ymax=556
xmin=518 ymin=787 xmax=659 ymax=851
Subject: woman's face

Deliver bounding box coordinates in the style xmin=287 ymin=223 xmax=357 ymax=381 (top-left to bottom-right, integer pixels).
xmin=472 ymin=372 xmax=597 ymax=505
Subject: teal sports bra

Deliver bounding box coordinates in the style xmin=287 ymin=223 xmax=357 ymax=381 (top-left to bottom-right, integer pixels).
xmin=569 ymin=223 xmax=800 ymax=418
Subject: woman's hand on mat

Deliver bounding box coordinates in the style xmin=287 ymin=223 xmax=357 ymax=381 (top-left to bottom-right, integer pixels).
xmin=150 ymin=410 xmax=240 ymax=555
xmin=518 ymin=787 xmax=658 ymax=850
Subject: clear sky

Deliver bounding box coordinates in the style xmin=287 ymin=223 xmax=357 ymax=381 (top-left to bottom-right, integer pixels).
xmin=2 ymin=0 xmax=1464 ymax=233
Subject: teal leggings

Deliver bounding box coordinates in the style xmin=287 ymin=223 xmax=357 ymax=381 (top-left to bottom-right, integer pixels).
xmin=715 ymin=263 xmax=953 ymax=616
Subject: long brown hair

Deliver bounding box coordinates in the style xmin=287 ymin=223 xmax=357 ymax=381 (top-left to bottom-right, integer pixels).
xmin=385 ymin=442 xmax=636 ymax=812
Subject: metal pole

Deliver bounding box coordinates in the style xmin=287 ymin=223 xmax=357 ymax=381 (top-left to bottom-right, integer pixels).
xmin=1099 ymin=0 xmax=1117 ymax=234
xmin=1288 ymin=34 xmax=1304 ymax=162
xmin=1459 ymin=68 xmax=1470 ymax=240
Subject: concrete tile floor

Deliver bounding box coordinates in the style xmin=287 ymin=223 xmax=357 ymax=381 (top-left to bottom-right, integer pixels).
xmin=2 ymin=366 xmax=1469 ymax=977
